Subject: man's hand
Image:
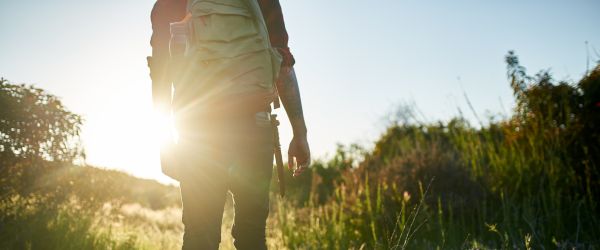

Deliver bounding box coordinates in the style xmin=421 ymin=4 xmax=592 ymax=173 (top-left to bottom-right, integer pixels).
xmin=288 ymin=135 xmax=310 ymax=177
xmin=276 ymin=66 xmax=309 ymax=177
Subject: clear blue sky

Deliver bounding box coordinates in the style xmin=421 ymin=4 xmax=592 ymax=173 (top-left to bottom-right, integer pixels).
xmin=1 ymin=0 xmax=599 ymax=183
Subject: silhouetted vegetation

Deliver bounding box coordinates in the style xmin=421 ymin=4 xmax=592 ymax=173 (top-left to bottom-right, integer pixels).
xmin=0 ymin=79 xmax=179 ymax=249
xmin=1 ymin=51 xmax=599 ymax=249
xmin=275 ymin=52 xmax=600 ymax=249
xmin=1 ymin=78 xmax=83 ymax=198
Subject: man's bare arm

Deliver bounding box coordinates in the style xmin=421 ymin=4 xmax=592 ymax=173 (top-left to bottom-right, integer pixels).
xmin=149 ymin=0 xmax=187 ymax=112
xmin=277 ymin=67 xmax=310 ymax=176
xmin=259 ymin=0 xmax=309 ymax=175
xmin=277 ymin=67 xmax=307 ymax=136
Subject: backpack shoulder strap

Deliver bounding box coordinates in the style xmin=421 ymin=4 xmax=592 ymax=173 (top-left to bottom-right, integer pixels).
xmin=245 ymin=0 xmax=284 ymax=109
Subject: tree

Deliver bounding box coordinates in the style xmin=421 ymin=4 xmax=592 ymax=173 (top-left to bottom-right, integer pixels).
xmin=0 ymin=78 xmax=83 ymax=196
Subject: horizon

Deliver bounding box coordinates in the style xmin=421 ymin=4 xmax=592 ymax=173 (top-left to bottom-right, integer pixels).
xmin=1 ymin=0 xmax=599 ymax=184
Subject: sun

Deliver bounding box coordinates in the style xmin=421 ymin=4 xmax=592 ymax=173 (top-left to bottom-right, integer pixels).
xmin=151 ymin=109 xmax=179 ymax=148
xmin=79 ymin=103 xmax=181 ymax=184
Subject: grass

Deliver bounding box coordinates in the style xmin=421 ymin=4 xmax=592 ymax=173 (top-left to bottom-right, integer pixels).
xmin=2 ymin=115 xmax=598 ymax=249
xmin=0 ymin=196 xmax=134 ymax=250
xmin=268 ymin=119 xmax=599 ymax=248
xmin=2 ymin=129 xmax=598 ymax=249
xmin=1 ymin=58 xmax=598 ymax=249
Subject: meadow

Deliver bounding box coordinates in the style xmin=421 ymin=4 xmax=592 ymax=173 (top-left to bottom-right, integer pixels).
xmin=1 ymin=52 xmax=598 ymax=249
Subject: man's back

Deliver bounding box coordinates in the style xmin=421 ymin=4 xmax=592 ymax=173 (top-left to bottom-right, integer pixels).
xmin=148 ymin=1 xmax=311 ymax=249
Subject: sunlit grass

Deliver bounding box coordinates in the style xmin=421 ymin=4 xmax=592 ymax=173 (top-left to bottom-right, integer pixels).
xmin=2 ymin=62 xmax=598 ymax=249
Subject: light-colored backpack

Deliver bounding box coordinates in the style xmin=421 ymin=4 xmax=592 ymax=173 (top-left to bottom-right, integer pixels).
xmin=182 ymin=0 xmax=282 ymax=103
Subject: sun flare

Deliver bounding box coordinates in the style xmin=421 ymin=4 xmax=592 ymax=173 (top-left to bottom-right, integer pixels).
xmin=152 ymin=110 xmax=179 ymax=148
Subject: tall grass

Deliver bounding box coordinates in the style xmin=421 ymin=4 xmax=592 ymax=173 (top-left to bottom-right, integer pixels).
xmin=0 ymin=196 xmax=137 ymax=249
xmin=1 ymin=56 xmax=598 ymax=249
xmin=271 ymin=62 xmax=600 ymax=249
xmin=0 ymin=165 xmax=184 ymax=250
xmin=270 ymin=119 xmax=598 ymax=249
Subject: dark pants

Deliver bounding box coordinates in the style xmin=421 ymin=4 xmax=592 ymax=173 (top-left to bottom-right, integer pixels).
xmin=177 ymin=113 xmax=274 ymax=250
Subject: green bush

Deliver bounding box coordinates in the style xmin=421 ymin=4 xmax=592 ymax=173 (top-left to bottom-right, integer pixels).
xmin=273 ymin=52 xmax=600 ymax=249
xmin=0 ymin=78 xmax=181 ymax=249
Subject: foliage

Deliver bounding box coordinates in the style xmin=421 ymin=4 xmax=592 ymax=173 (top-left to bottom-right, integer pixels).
xmin=0 ymin=165 xmax=182 ymax=249
xmin=0 ymin=78 xmax=84 ymax=198
xmin=504 ymin=51 xmax=600 ymax=198
xmin=0 ymin=78 xmax=83 ymax=163
xmin=2 ymin=50 xmax=599 ymax=249
xmin=0 ymin=196 xmax=136 ymax=250
xmin=0 ymin=78 xmax=181 ymax=249
xmin=273 ymin=52 xmax=600 ymax=249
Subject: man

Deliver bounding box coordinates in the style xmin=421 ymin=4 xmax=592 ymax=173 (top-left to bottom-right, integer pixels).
xmin=148 ymin=0 xmax=310 ymax=249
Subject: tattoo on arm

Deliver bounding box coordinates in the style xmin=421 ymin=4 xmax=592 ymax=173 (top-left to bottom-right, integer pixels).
xmin=279 ymin=69 xmax=303 ymax=119
xmin=277 ymin=68 xmax=307 ymax=135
